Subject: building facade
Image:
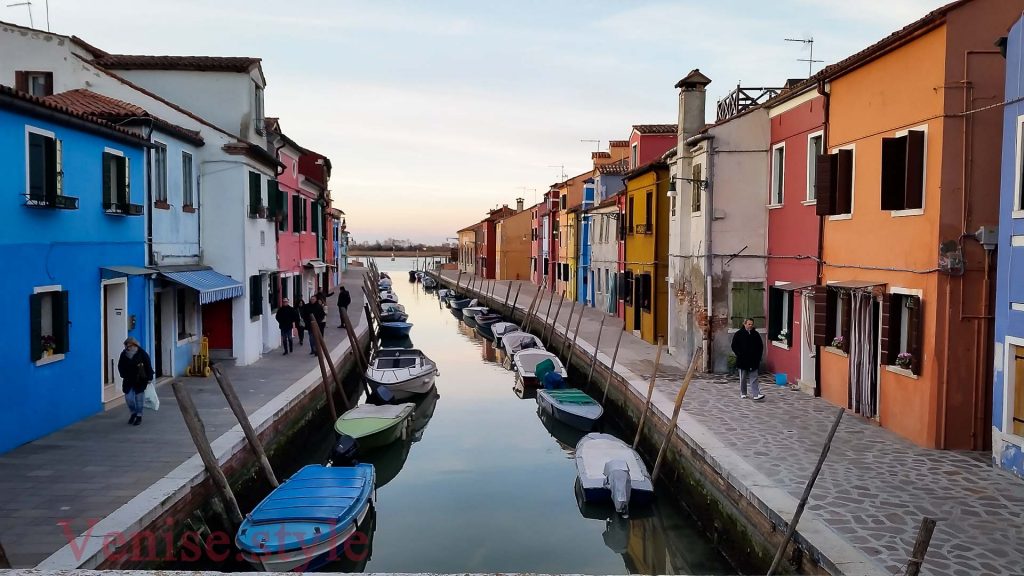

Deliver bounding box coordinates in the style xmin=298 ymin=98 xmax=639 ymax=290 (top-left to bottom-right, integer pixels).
xmin=622 ymin=161 xmax=671 ymax=344
xmin=496 ymin=206 xmax=533 ymax=281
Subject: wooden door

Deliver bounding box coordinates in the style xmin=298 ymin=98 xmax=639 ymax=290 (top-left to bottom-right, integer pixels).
xmin=202 ymin=299 xmax=233 ymax=350
xmin=1014 ymin=348 xmax=1024 ymax=437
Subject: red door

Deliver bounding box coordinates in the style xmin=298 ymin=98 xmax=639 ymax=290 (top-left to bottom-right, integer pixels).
xmin=202 ymin=300 xmax=233 ymax=350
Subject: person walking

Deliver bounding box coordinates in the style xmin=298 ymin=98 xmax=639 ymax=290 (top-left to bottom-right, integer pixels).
xmin=336 ymin=286 xmax=352 ymax=328
xmin=275 ymin=298 xmax=300 ymax=355
xmin=731 ymin=318 xmax=765 ymax=401
xmin=302 ymin=296 xmax=327 ymax=355
xmin=295 ymin=297 xmax=306 ymax=346
xmin=118 ymin=337 xmax=154 ymax=425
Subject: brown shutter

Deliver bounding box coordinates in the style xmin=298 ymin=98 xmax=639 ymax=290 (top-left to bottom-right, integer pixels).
xmin=813 ymin=287 xmax=829 ymax=346
xmin=15 ymin=71 xmax=27 ymax=92
xmin=42 ymin=72 xmax=53 ymax=96
xmin=879 ymin=292 xmax=893 ymax=365
xmin=905 ymin=130 xmax=925 ymax=210
xmin=880 ymin=137 xmax=906 ymax=210
xmin=908 ymin=297 xmax=922 ymax=375
xmin=815 ymin=154 xmax=837 ymax=216
xmin=840 ymin=292 xmax=851 ymax=351
xmin=837 ymin=149 xmax=854 ymax=214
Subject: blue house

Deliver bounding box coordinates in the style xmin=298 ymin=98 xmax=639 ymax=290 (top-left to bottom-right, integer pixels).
xmin=995 ymin=17 xmax=1024 ymax=479
xmin=578 ymin=178 xmax=595 ymax=306
xmin=0 ymin=86 xmax=150 ymax=453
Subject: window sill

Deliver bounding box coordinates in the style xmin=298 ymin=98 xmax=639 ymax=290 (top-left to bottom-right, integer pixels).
xmin=182 ymin=205 xmax=197 ymax=214
xmin=771 ymin=340 xmax=791 ymax=350
xmin=828 ymin=214 xmax=852 ymax=221
xmin=176 ymin=335 xmax=198 ymax=345
xmin=154 ymin=201 xmax=171 ymax=210
xmin=824 ymin=346 xmax=848 ymax=357
xmin=1012 ymin=209 xmax=1024 ymax=219
xmin=35 ymin=353 xmax=65 ymax=367
xmin=767 ymin=203 xmax=784 ymax=210
xmin=885 ymin=365 xmax=918 ymax=379
xmin=890 ymin=208 xmax=924 ymax=218
xmin=691 ymin=212 xmax=703 ymax=218
xmin=802 ymin=199 xmax=817 ymax=206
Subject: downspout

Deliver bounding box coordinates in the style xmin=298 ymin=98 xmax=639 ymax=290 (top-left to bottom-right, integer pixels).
xmin=685 ymin=132 xmax=715 ymax=371
xmin=815 ymin=79 xmax=830 ymax=397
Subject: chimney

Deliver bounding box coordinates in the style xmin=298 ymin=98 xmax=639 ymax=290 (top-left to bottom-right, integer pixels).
xmin=516 ymin=197 xmax=524 ymax=212
xmin=675 ymin=69 xmax=711 ymax=146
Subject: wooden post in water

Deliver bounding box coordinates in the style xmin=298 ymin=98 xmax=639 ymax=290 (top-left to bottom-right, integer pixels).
xmin=632 ymin=339 xmax=664 ymax=450
xmin=503 ymin=282 xmax=512 ymax=312
xmin=511 ymin=283 xmax=523 ymax=320
xmin=0 ymin=539 xmax=10 ymax=569
xmin=586 ymin=314 xmax=608 ymax=387
xmin=524 ymin=285 xmax=542 ymax=332
xmin=560 ymin=301 xmax=578 ymax=357
xmin=651 ymin=348 xmax=702 ymax=481
xmin=548 ymin=293 xmax=564 ymax=342
xmin=903 ymin=517 xmax=938 ymax=576
xmin=362 ymin=303 xmax=379 ymax=355
xmin=307 ymin=321 xmax=339 ymax=422
xmin=565 ymin=303 xmax=586 ymax=369
xmin=456 ymin=270 xmax=463 ymax=290
xmin=341 ymin=307 xmax=370 ymax=401
xmin=319 ymin=323 xmax=349 ymax=411
xmin=766 ymin=407 xmax=845 ymax=576
xmin=543 ymin=290 xmax=557 ymax=339
xmin=211 ymin=366 xmax=279 ymax=488
xmin=171 ymin=380 xmax=244 ymax=530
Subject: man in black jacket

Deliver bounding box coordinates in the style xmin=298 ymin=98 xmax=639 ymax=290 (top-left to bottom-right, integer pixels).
xmin=275 ymin=298 xmax=300 ymax=355
xmin=730 ymin=318 xmax=765 ymax=401
xmin=301 ymin=296 xmax=327 ymax=355
xmin=118 ymin=337 xmax=154 ymax=425
xmin=336 ymin=286 xmax=352 ymax=328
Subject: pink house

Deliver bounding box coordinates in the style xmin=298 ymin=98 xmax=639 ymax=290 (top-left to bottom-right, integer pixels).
xmin=627 ymin=124 xmax=678 ymax=169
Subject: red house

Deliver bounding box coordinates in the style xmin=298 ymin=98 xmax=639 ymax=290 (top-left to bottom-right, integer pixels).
xmin=764 ymin=82 xmax=825 ymax=393
xmin=628 ymin=124 xmax=678 ymax=169
xmin=479 ymin=205 xmax=516 ymax=279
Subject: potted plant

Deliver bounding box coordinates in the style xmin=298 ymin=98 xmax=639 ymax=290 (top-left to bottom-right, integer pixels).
xmin=777 ymin=329 xmax=789 ymax=343
xmin=896 ymin=352 xmax=913 ymax=370
xmin=41 ymin=335 xmax=56 ymax=357
xmin=831 ymin=335 xmax=845 ymax=350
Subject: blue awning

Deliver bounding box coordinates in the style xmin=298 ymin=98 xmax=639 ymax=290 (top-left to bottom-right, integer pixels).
xmin=161 ymin=269 xmax=244 ymax=304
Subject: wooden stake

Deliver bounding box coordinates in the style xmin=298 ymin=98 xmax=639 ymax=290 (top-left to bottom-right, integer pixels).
xmin=456 ymin=270 xmax=463 ymax=290
xmin=171 ymin=380 xmax=244 ymax=529
xmin=543 ymin=290 xmax=557 ymax=339
xmin=586 ymin=314 xmax=608 ymax=387
xmin=525 ymin=285 xmax=542 ymax=332
xmin=307 ymin=321 xmax=338 ymax=422
xmin=632 ymin=339 xmax=664 ymax=450
xmin=522 ymin=286 xmax=537 ymax=332
xmin=503 ymin=282 xmax=512 ymax=312
xmin=341 ymin=307 xmax=370 ymax=401
xmin=548 ymin=292 xmax=565 ymax=342
xmin=651 ymin=348 xmax=702 ymax=481
xmin=362 ymin=303 xmax=379 ymax=355
xmin=211 ymin=366 xmax=279 ymax=488
xmin=560 ymin=301 xmax=578 ymax=357
xmin=565 ymin=303 xmax=586 ymax=369
xmin=601 ymin=325 xmax=626 ymax=404
xmin=766 ymin=407 xmax=845 ymax=576
xmin=903 ymin=517 xmax=937 ymax=576
xmin=0 ymin=539 xmax=10 ymax=569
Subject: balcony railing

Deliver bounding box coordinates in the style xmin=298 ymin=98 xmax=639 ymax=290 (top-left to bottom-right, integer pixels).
xmin=25 ymin=194 xmax=79 ymax=210
xmin=248 ymin=204 xmax=267 ymax=219
xmin=104 ymin=201 xmax=144 ymax=216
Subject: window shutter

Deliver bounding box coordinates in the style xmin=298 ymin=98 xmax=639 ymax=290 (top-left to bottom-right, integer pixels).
xmin=102 ymin=152 xmax=113 ymax=206
xmin=280 ymin=192 xmax=289 ymax=231
xmin=28 ymin=133 xmax=46 ymax=200
xmin=15 ymin=71 xmax=28 ymax=92
xmin=879 ymin=292 xmax=893 ymax=365
xmin=55 ymin=290 xmax=69 ymax=353
xmin=120 ymin=156 xmax=130 ymax=205
xmin=880 ymin=137 xmax=906 ymax=210
xmin=267 ymin=180 xmax=280 ymax=217
xmin=41 ymin=72 xmax=53 ymax=97
xmin=908 ymin=298 xmax=922 ymax=375
xmin=768 ymin=287 xmax=783 ymax=338
xmin=29 ymin=293 xmax=42 ymax=361
xmin=840 ymin=292 xmax=851 ymax=351
xmin=812 ymin=288 xmax=829 ymax=346
xmin=815 ymin=154 xmax=837 ymax=216
xmin=750 ymin=283 xmax=765 ymax=328
xmin=730 ymin=283 xmax=747 ymax=328
xmin=905 ymin=130 xmax=925 ymax=210
xmin=837 ymin=149 xmax=853 ymax=214
xmin=45 ymin=137 xmax=59 ymax=200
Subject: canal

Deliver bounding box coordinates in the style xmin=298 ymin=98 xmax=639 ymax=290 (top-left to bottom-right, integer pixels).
xmin=207 ymin=257 xmax=734 ymax=574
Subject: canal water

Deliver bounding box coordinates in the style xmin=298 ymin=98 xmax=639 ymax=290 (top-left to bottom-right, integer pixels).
xmin=203 ymin=256 xmax=733 ymax=574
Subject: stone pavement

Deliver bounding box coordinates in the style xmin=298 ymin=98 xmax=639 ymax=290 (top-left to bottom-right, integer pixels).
xmin=0 ymin=272 xmax=368 ymax=568
xmin=444 ymin=272 xmax=1024 ymax=576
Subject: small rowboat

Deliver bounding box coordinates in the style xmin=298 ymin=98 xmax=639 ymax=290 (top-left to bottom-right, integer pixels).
xmin=501 ymin=331 xmax=545 ymax=355
xmin=380 ymin=290 xmax=399 ymax=303
xmin=462 ymin=306 xmax=489 ymax=318
xmin=366 ymin=348 xmax=438 ymax=400
xmin=379 ymin=321 xmax=413 ymax=336
xmin=333 ymin=402 xmax=415 ymax=450
xmin=450 ymin=297 xmax=475 ymax=310
xmin=491 ymin=322 xmax=520 ymax=340
xmin=575 ymin=433 xmax=654 ymax=516
xmin=513 ymin=349 xmax=566 ymax=387
xmin=474 ymin=314 xmax=503 ymax=340
xmin=537 ymin=389 xmax=604 ymax=432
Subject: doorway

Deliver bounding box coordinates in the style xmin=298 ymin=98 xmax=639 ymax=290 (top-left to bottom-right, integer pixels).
xmin=202 ymin=299 xmax=233 ymax=352
xmin=800 ymin=293 xmax=816 ymax=393
xmin=848 ymin=291 xmax=879 ymax=418
xmin=102 ymin=281 xmax=127 ymax=401
xmin=633 ymin=281 xmax=642 ymax=335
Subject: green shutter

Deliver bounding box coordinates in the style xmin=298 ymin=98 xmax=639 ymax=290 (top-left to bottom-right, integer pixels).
xmin=249 ymin=172 xmax=261 ymax=212
xmin=750 ymin=283 xmax=765 ymax=328
xmin=28 ymin=133 xmax=46 ymax=200
xmin=279 ymin=190 xmax=289 ymax=231
xmin=292 ymin=195 xmax=300 ymax=231
xmin=54 ymin=138 xmax=63 ymax=197
xmin=29 ymin=293 xmax=42 ymax=361
xmin=102 ymin=152 xmax=113 ymax=206
xmin=44 ymin=137 xmax=59 ymax=200
xmin=731 ymin=283 xmax=747 ymax=328
xmin=54 ymin=291 xmax=69 ymax=353
xmin=268 ymin=180 xmax=280 ymax=218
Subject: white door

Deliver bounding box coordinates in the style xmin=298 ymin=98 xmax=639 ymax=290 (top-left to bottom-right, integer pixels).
xmin=103 ymin=281 xmax=128 ymax=386
xmin=800 ymin=293 xmax=816 ymax=390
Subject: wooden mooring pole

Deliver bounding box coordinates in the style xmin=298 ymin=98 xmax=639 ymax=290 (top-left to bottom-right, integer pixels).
xmin=547 ymin=293 xmax=564 ymax=342
xmin=543 ymin=290 xmax=557 ymax=339
xmin=525 ymin=285 xmax=542 ymax=332
xmin=586 ymin=314 xmax=607 ymax=386
xmin=651 ymin=348 xmax=702 ymax=481
xmin=565 ymin=303 xmax=586 ymax=368
xmin=211 ymin=366 xmax=279 ymax=488
xmin=766 ymin=407 xmax=845 ymax=576
xmin=632 ymin=339 xmax=664 ymax=450
xmin=307 ymin=321 xmax=338 ymax=422
xmin=511 ymin=283 xmax=522 ymax=318
xmin=362 ymin=303 xmax=379 ymax=355
xmin=456 ymin=270 xmax=463 ymax=290
xmin=503 ymin=282 xmax=512 ymax=312
xmin=171 ymin=380 xmax=244 ymax=530
xmin=560 ymin=301 xmax=578 ymax=357
xmin=341 ymin=307 xmax=370 ymax=401
xmin=601 ymin=322 xmax=626 ymax=404
xmin=903 ymin=517 xmax=937 ymax=576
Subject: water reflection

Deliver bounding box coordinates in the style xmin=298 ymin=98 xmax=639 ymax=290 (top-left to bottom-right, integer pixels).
xmin=361 ymin=438 xmax=411 ymax=489
xmin=316 ymin=504 xmax=377 ymax=573
xmin=538 ymin=407 xmax=586 ymax=455
xmin=410 ymin=386 xmax=439 ymax=442
xmin=380 ymin=334 xmax=414 ymax=349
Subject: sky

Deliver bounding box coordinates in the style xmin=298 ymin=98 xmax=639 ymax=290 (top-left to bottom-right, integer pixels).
xmin=5 ymin=0 xmax=950 ymax=244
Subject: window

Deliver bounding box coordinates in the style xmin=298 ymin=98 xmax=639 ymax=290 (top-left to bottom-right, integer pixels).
xmin=816 ymin=148 xmax=854 ymax=216
xmin=691 ymin=164 xmax=702 ymax=213
xmin=880 ymin=130 xmax=925 ymax=212
xmin=267 ymin=179 xmax=281 ymax=220
xmin=279 ymin=190 xmax=289 ymax=232
xmin=729 ymin=281 xmax=765 ymax=329
xmin=631 ymin=143 xmax=638 ymax=168
xmin=176 ymin=289 xmax=197 ymax=341
xmin=292 ymin=195 xmax=302 ymax=232
xmin=543 ymin=257 xmax=549 ymax=276
xmin=249 ymin=275 xmax=263 ymax=319
xmin=813 ymin=287 xmax=851 ymax=351
xmin=30 ymin=287 xmax=69 ymax=362
xmin=292 ymin=276 xmax=302 ymax=302
xmin=768 ymin=287 xmax=794 ymax=345
xmin=623 ymin=271 xmax=634 ymax=305
xmin=644 ymin=190 xmax=652 ymax=228
xmin=15 ymin=71 xmax=53 ymax=97
xmin=807 ymin=133 xmax=823 ymax=201
xmin=627 ymin=196 xmax=635 ymax=233
xmin=248 ymin=171 xmax=263 ymax=218
xmin=182 ymin=152 xmax=194 ymax=208
xmin=770 ymin=144 xmax=785 ymax=206
xmin=1017 ymin=118 xmax=1024 ymax=214
xmin=269 ymin=273 xmax=281 ymax=311
xmin=253 ymin=83 xmax=265 ymax=134
xmin=102 ymin=151 xmax=130 ymax=212
xmin=881 ymin=292 xmax=922 ymax=374
xmin=563 ymin=263 xmax=570 ymax=282
xmin=26 ymin=129 xmax=63 ymax=205
xmin=1011 ymin=345 xmax=1024 ymax=437
xmin=560 ymin=194 xmax=567 ymax=210
xmin=670 ymin=192 xmax=676 ymax=217
xmin=153 ymin=144 xmax=168 ymax=204
xmin=638 ymin=273 xmax=652 ymax=311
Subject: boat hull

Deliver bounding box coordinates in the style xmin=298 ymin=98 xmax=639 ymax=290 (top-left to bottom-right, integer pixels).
xmin=575 ymin=433 xmax=655 ymax=512
xmin=368 ymin=372 xmax=436 ymax=400
xmin=379 ymin=322 xmax=413 ymax=336
xmin=537 ymin=390 xmax=603 ymax=432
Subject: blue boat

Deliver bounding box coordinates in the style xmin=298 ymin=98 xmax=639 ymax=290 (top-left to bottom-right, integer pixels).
xmin=380 ymin=321 xmax=413 ymax=336
xmin=236 ymin=464 xmax=375 ymax=572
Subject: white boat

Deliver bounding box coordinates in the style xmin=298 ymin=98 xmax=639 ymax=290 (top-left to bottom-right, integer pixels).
xmin=513 ymin=349 xmax=566 ymax=387
xmin=462 ymin=306 xmax=489 ymax=318
xmin=537 ymin=389 xmax=604 ymax=432
xmin=378 ymin=277 xmax=393 ymax=290
xmin=366 ymin=348 xmax=438 ymax=400
xmin=501 ymin=331 xmax=545 ymax=355
xmin=575 ymin=433 xmax=654 ymax=516
xmin=380 ymin=290 xmax=399 ymax=303
xmin=491 ymin=322 xmax=520 ymax=340
xmin=438 ymin=288 xmax=452 ymax=299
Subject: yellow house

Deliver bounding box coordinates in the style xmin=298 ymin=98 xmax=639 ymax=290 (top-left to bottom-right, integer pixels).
xmin=555 ymin=171 xmax=589 ymax=299
xmin=457 ymin=225 xmax=479 ymax=275
xmin=622 ymin=161 xmax=669 ymax=344
xmin=495 ymin=208 xmax=532 ymax=280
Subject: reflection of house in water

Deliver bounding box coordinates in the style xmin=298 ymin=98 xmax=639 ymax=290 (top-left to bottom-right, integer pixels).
xmin=481 ymin=338 xmax=497 ymax=363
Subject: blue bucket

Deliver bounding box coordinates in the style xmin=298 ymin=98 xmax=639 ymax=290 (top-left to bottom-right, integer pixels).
xmin=774 ymin=373 xmax=788 ymax=387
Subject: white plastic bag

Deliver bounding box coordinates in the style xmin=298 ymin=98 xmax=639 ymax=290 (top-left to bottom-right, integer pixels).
xmin=143 ymin=385 xmax=160 ymax=411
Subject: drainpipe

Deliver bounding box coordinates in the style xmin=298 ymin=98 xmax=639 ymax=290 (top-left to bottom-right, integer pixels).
xmin=815 ymin=79 xmax=830 ymax=398
xmin=685 ymin=132 xmax=715 ymax=371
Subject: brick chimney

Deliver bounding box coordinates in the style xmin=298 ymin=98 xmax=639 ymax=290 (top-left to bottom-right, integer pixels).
xmin=516 ymin=197 xmax=524 ymax=212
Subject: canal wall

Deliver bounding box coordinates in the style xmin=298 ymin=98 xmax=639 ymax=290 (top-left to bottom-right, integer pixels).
xmin=435 ymin=273 xmax=880 ymax=576
xmin=36 ymin=320 xmax=372 ymax=570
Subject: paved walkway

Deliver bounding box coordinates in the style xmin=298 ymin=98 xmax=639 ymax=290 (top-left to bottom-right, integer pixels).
xmin=0 ymin=271 xmax=368 ymax=568
xmin=444 ymin=272 xmax=1024 ymax=576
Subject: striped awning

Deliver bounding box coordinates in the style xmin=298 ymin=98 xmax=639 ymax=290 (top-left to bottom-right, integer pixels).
xmin=161 ymin=269 xmax=244 ymax=304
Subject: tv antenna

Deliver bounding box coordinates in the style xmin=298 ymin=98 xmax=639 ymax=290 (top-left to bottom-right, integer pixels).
xmin=547 ymin=164 xmax=567 ymax=183
xmin=784 ymin=36 xmax=823 ymax=77
xmin=518 ymin=186 xmax=537 ymax=205
xmin=580 ymin=139 xmax=602 ymax=153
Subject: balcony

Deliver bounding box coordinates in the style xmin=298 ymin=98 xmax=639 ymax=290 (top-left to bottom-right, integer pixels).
xmin=25 ymin=194 xmax=79 ymax=210
xmin=635 ymin=223 xmax=652 ymax=235
xmin=104 ymin=201 xmax=144 ymax=216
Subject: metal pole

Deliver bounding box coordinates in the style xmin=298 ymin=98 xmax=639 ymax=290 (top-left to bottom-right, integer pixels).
xmin=586 ymin=314 xmax=608 ymax=387
xmin=903 ymin=517 xmax=938 ymax=576
xmin=560 ymin=301 xmax=577 ymax=357
xmin=766 ymin=408 xmax=845 ymax=576
xmin=212 ymin=366 xmax=279 ymax=488
xmin=565 ymin=303 xmax=586 ymax=368
xmin=307 ymin=321 xmax=338 ymax=422
xmin=651 ymin=348 xmax=702 ymax=481
xmin=632 ymin=339 xmax=664 ymax=450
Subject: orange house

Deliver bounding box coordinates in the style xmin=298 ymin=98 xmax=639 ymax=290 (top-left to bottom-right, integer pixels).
xmin=814 ymin=0 xmax=1019 ymax=449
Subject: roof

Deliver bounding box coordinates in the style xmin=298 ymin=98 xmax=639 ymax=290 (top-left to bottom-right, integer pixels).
xmin=0 ymin=84 xmax=148 ymax=144
xmin=592 ymin=151 xmax=611 ymax=159
xmin=675 ymin=68 xmax=712 ymax=89
xmin=223 ymin=141 xmax=285 ymax=170
xmin=594 ymin=194 xmax=621 ymax=210
xmin=92 ymin=54 xmax=262 ymax=73
xmin=43 ymin=89 xmax=204 ymax=145
xmin=632 ymin=124 xmax=677 ymax=135
xmin=609 ymin=140 xmax=629 ymax=147
xmin=597 ymin=158 xmax=630 ymax=175
xmin=623 ymin=159 xmax=669 ymax=182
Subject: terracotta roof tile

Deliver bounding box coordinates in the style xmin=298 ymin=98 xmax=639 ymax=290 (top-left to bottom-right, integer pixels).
xmin=632 ymin=124 xmax=677 ymax=135
xmin=597 ymin=158 xmax=630 ymax=175
xmin=609 ymin=140 xmax=629 ymax=147
xmin=93 ymin=55 xmax=261 ymax=73
xmin=0 ymin=84 xmax=146 ymax=143
xmin=592 ymin=151 xmax=611 ymax=159
xmin=43 ymin=89 xmax=204 ymax=145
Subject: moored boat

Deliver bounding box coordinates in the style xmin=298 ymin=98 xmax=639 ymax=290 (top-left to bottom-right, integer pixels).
xmin=474 ymin=314 xmax=503 ymax=340
xmin=513 ymin=349 xmax=567 ymax=387
xmin=462 ymin=305 xmax=489 ymax=318
xmin=501 ymin=331 xmax=545 ymax=355
xmin=537 ymin=389 xmax=604 ymax=432
xmin=422 ymin=276 xmax=437 ymax=289
xmin=379 ymin=321 xmax=413 ymax=336
xmin=575 ymin=433 xmax=654 ymax=515
xmin=366 ymin=348 xmax=438 ymax=400
xmin=333 ymin=402 xmax=415 ymax=450
xmin=491 ymin=322 xmax=520 ymax=341
xmin=408 ymin=270 xmax=418 ymax=282
xmin=380 ymin=303 xmax=408 ymax=323
xmin=450 ymin=297 xmax=475 ymax=310
xmin=380 ymin=290 xmax=399 ymax=304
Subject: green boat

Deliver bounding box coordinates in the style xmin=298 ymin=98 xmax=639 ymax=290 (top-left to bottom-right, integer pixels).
xmin=333 ymin=403 xmax=415 ymax=450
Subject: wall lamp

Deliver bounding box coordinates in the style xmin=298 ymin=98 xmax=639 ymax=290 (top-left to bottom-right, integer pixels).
xmin=667 ymin=176 xmax=709 ymax=196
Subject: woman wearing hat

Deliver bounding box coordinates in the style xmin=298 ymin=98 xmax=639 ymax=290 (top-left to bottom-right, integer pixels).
xmin=118 ymin=337 xmax=154 ymax=425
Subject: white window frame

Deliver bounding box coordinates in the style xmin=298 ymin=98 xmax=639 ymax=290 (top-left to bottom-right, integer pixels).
xmin=1002 ymin=337 xmax=1024 ymax=438
xmin=884 ymin=287 xmax=923 ymax=378
xmin=1013 ymin=114 xmax=1024 ymax=218
xmin=769 ymin=142 xmax=785 ymax=208
xmin=102 ymin=147 xmax=126 ymax=209
xmin=152 ymin=141 xmax=168 ymax=203
xmin=181 ymin=151 xmax=195 ymax=208
xmin=25 ymin=125 xmax=56 ymax=199
xmin=175 ymin=288 xmax=198 ymax=344
xmin=34 ymin=284 xmax=65 ymax=366
xmin=805 ymin=131 xmax=824 ymax=205
xmin=828 ymin=143 xmax=856 ymax=221
xmin=631 ymin=143 xmax=638 ymax=168
xmin=889 ymin=124 xmax=928 ymax=218
xmin=770 ymin=281 xmax=792 ymax=350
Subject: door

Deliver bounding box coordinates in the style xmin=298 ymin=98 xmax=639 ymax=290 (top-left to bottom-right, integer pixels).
xmin=202 ymin=299 xmax=233 ymax=350
xmin=633 ymin=280 xmax=642 ymax=335
xmin=103 ymin=282 xmax=127 ymax=386
xmin=800 ymin=293 xmax=816 ymax=392
xmin=1013 ymin=347 xmax=1024 ymax=437
xmin=154 ymin=292 xmax=164 ymax=377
